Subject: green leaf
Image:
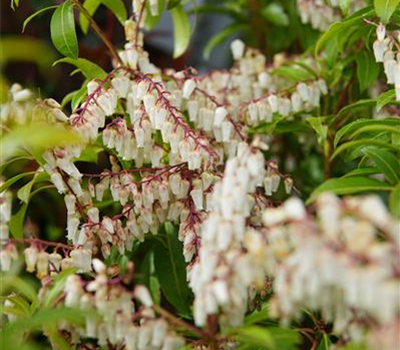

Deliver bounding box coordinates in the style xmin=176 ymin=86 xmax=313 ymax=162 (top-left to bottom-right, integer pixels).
xmin=167 ymin=0 xmax=181 ymax=10
xmin=317 ymin=334 xmax=333 ymax=350
xmin=235 ymin=326 xmax=299 ymax=350
xmin=334 ymin=118 xmax=400 ymax=147
xmin=261 ymin=3 xmax=289 ymax=26
xmin=273 ymin=66 xmax=313 ymax=82
xmin=80 ymin=0 xmax=127 ymax=34
xmin=331 ymin=139 xmax=400 ymax=160
xmin=315 ymin=8 xmax=374 ymax=53
xmin=76 ymin=146 xmax=102 ymax=163
xmin=0 ymin=172 xmax=35 ymax=193
xmin=44 ymin=269 xmax=77 ymax=308
xmin=71 ymin=84 xmax=89 ymax=110
xmin=335 ymin=99 xmax=375 ymax=120
xmin=17 ymin=179 xmax=35 ymax=204
xmin=0 ymin=156 xmax=32 ymax=174
xmin=349 ymin=124 xmax=400 ymax=139
xmin=171 ymin=5 xmax=191 ymax=58
xmin=306 ymin=117 xmax=328 ymax=141
xmin=356 ymin=51 xmax=379 ymax=92
xmin=0 ymin=275 xmax=38 ymax=302
xmin=105 ymin=1 xmax=127 ymax=30
xmin=153 ymin=223 xmax=192 ymax=315
xmin=389 ymin=185 xmax=400 ymax=217
xmin=364 ymin=149 xmax=400 ymax=184
xmin=22 ymin=6 xmax=58 ymax=33
xmin=145 ymin=0 xmax=166 ymax=30
xmin=203 ymin=23 xmax=247 ymax=60
xmin=80 ymin=0 xmax=100 ymax=34
xmin=53 ymin=58 xmax=107 ymax=80
xmin=374 ymin=0 xmax=400 ymax=23
xmin=16 ymin=171 xmax=49 ymax=204
xmin=3 ymin=295 xmax=32 ymax=317
xmin=376 ymin=89 xmax=396 ymax=111
xmin=307 ymin=176 xmax=392 ymax=204
xmin=244 ymin=305 xmax=269 ymax=325
xmin=50 ymin=0 xmax=79 ymax=59
xmin=1 ymin=122 xmax=82 ymax=161
xmin=236 ymin=326 xmax=275 ymax=348
xmin=9 ymin=203 xmax=28 ymax=239
xmin=342 ymin=167 xmax=380 ymax=177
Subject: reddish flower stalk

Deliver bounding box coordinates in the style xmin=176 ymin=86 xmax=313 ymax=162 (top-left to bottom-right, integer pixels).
xmin=10 ymin=238 xmax=75 ymax=251
xmin=194 ymin=86 xmax=246 ymax=141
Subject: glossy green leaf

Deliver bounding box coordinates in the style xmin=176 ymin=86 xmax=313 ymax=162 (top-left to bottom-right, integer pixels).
xmin=244 ymin=305 xmax=269 ymax=325
xmin=0 ymin=275 xmax=38 ymax=302
xmin=356 ymin=51 xmax=379 ymax=92
xmin=9 ymin=203 xmax=28 ymax=238
xmin=22 ymin=6 xmax=58 ymax=33
xmin=364 ymin=149 xmax=400 ymax=184
xmin=342 ymin=167 xmax=380 ymax=177
xmin=0 ymin=172 xmax=35 ymax=193
xmin=17 ymin=179 xmax=35 ymax=203
xmin=307 ymin=176 xmax=392 ymax=204
xmin=50 ymin=0 xmax=79 ymax=59
xmin=389 ymin=185 xmax=400 ymax=217
xmin=167 ymin=0 xmax=181 ymax=10
xmin=171 ymin=5 xmax=191 ymax=58
xmin=306 ymin=117 xmax=328 ymax=141
xmin=72 ymin=83 xmax=89 ymax=110
xmin=335 ymin=99 xmax=375 ymax=120
xmin=145 ymin=0 xmax=166 ymax=30
xmin=374 ymin=0 xmax=400 ymax=23
xmin=273 ymin=66 xmax=313 ymax=82
xmin=261 ymin=3 xmax=289 ymax=26
xmin=331 ymin=139 xmax=400 ymax=160
xmin=1 ymin=122 xmax=82 ymax=161
xmin=153 ymin=223 xmax=192 ymax=315
xmin=315 ymin=8 xmax=374 ymax=53
xmin=235 ymin=326 xmax=299 ymax=350
xmin=53 ymin=58 xmax=107 ymax=80
xmin=376 ymin=89 xmax=396 ymax=111
xmin=350 ymin=124 xmax=400 ymax=139
xmin=334 ymin=118 xmax=400 ymax=147
xmin=80 ymin=0 xmax=127 ymax=34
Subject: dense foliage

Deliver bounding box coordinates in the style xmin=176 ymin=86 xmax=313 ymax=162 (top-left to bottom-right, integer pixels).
xmin=0 ymin=1 xmax=399 ymax=350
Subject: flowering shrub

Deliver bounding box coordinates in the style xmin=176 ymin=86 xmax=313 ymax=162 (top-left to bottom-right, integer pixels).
xmin=1 ymin=1 xmax=399 ymax=350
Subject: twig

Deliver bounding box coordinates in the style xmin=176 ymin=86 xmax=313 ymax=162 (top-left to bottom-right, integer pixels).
xmin=71 ymin=0 xmax=123 ymax=66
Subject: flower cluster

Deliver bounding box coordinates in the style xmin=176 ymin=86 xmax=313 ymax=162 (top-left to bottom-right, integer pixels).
xmin=0 ymin=83 xmax=33 ymax=125
xmin=190 ymin=141 xmax=282 ymax=327
xmin=262 ymin=194 xmax=400 ymax=349
xmin=372 ymin=23 xmax=400 ymax=100
xmin=296 ymin=0 xmax=365 ymax=31
xmin=0 ymin=181 xmax=17 ymax=271
xmin=55 ymin=258 xmax=185 ymax=350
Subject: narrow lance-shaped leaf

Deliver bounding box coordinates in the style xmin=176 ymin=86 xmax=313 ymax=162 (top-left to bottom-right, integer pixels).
xmin=80 ymin=0 xmax=127 ymax=34
xmin=389 ymin=185 xmax=400 ymax=218
xmin=364 ymin=149 xmax=400 ymax=185
xmin=50 ymin=0 xmax=79 ymax=58
xmin=374 ymin=0 xmax=400 ymax=24
xmin=53 ymin=57 xmax=107 ymax=80
xmin=153 ymin=223 xmax=193 ymax=315
xmin=307 ymin=176 xmax=393 ymax=204
xmin=22 ymin=5 xmax=58 ymax=33
xmin=171 ymin=4 xmax=191 ymax=58
xmin=356 ymin=51 xmax=379 ymax=92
